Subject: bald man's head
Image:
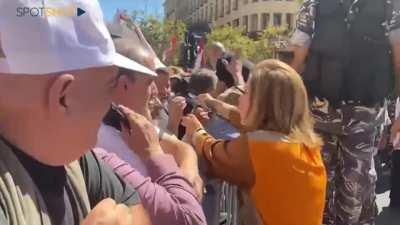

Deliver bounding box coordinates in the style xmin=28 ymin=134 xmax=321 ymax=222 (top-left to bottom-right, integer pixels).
xmin=113 ymin=39 xmax=156 ymax=71
xmin=0 ymin=66 xmax=118 ymax=166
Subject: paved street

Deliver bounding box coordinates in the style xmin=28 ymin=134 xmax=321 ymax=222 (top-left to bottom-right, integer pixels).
xmin=376 ymin=161 xmax=400 ymax=225
xmin=376 ymin=191 xmax=399 ymax=225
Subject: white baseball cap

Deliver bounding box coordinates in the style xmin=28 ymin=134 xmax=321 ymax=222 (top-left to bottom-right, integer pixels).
xmin=0 ymin=58 xmax=9 ymax=73
xmin=0 ymin=0 xmax=156 ymax=76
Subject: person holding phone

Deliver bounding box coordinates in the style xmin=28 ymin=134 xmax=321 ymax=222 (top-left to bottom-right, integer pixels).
xmin=215 ymin=54 xmax=254 ymax=97
xmin=182 ymin=59 xmax=327 ymax=225
xmin=94 ymin=20 xmax=206 ymax=225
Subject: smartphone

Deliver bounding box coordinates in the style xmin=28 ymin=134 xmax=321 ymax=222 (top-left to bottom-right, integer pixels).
xmin=109 ymin=103 xmax=131 ymax=131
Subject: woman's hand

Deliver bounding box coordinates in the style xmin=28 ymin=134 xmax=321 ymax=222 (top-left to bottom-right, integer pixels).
xmin=197 ymin=93 xmax=214 ymax=109
xmin=119 ymin=105 xmax=163 ymax=160
xmin=193 ymin=107 xmax=211 ymax=125
xmin=181 ymin=114 xmax=204 ymax=141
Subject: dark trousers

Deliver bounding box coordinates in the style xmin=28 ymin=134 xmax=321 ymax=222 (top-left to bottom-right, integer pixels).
xmin=391 ymin=151 xmax=400 ymax=206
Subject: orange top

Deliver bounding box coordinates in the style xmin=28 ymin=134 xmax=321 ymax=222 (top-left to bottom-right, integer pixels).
xmin=191 ymin=102 xmax=327 ymax=225
xmin=247 ymin=131 xmax=327 ymax=225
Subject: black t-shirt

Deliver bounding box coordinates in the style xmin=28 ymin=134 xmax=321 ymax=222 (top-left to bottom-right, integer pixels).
xmin=0 ymin=139 xmax=140 ymax=225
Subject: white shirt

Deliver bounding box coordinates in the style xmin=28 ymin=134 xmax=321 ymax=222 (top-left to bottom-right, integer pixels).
xmin=96 ymin=123 xmax=149 ymax=177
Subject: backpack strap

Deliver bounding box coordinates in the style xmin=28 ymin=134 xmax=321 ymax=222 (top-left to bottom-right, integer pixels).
xmin=65 ymin=161 xmax=91 ymax=221
xmin=0 ymin=139 xmax=52 ymax=225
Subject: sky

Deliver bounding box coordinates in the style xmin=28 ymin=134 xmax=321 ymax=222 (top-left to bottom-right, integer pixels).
xmin=98 ymin=0 xmax=164 ymax=21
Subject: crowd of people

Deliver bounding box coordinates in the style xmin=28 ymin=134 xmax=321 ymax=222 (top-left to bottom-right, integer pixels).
xmin=0 ymin=0 xmax=399 ymax=225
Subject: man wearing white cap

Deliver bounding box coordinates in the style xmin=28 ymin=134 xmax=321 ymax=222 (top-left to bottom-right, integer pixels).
xmin=0 ymin=0 xmax=160 ymax=224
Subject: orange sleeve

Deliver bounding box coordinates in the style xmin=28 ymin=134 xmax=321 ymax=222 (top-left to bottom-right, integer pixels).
xmin=192 ymin=129 xmax=255 ymax=188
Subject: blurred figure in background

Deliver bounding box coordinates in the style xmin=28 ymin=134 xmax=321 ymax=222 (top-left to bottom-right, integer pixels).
xmin=155 ymin=67 xmax=173 ymax=103
xmin=215 ymin=54 xmax=254 ymax=96
xmin=206 ymin=42 xmax=226 ymax=71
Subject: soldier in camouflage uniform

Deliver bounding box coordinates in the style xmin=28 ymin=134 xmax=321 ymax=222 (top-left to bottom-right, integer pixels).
xmin=290 ymin=0 xmax=400 ymax=224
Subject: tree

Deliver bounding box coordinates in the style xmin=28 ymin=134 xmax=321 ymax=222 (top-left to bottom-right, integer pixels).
xmin=207 ymin=25 xmax=289 ymax=63
xmin=133 ymin=11 xmax=187 ymax=65
xmin=206 ymin=26 xmax=257 ymax=60
xmin=253 ymin=26 xmax=288 ymax=62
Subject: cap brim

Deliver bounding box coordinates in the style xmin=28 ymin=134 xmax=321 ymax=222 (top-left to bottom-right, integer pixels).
xmin=113 ymin=53 xmax=157 ymax=77
xmin=154 ymin=58 xmax=167 ymax=69
xmin=0 ymin=58 xmax=10 ymax=73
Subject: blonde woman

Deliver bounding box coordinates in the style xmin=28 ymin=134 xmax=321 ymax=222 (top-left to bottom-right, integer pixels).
xmin=182 ymin=59 xmax=327 ymax=225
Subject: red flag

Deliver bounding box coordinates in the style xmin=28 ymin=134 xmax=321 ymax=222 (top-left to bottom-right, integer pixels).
xmin=163 ymin=35 xmax=178 ymax=62
xmin=194 ymin=37 xmax=206 ymax=69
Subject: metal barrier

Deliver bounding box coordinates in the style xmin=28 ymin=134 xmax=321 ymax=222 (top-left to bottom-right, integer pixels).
xmin=217 ymin=182 xmax=239 ymax=225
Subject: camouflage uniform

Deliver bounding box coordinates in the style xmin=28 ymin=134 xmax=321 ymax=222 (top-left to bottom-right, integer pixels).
xmin=292 ymin=1 xmax=400 ymax=224
xmin=312 ymin=101 xmax=383 ymax=225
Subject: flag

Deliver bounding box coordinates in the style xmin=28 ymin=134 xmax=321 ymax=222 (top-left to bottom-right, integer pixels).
xmin=194 ymin=36 xmax=206 ymax=69
xmin=162 ymin=35 xmax=178 ymax=62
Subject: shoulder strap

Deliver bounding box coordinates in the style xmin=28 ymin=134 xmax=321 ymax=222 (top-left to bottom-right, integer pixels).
xmin=65 ymin=161 xmax=91 ymax=221
xmin=0 ymin=139 xmax=51 ymax=225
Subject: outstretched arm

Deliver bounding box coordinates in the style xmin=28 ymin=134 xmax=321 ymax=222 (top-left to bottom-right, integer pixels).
xmin=182 ymin=115 xmax=255 ymax=189
xmin=198 ymin=94 xmax=242 ymax=129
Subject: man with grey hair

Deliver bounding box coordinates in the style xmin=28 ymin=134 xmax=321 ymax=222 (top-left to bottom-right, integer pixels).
xmin=188 ymin=68 xmax=218 ymax=96
xmin=0 ymin=0 xmax=161 ymax=224
xmin=206 ymin=42 xmax=226 ymax=71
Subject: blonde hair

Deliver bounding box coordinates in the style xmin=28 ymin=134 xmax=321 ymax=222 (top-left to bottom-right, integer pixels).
xmin=244 ymin=59 xmax=322 ymax=149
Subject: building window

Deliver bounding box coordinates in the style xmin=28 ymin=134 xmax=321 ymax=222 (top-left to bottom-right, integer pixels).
xmin=243 ymin=15 xmax=249 ymax=32
xmin=227 ymin=0 xmax=231 ymax=14
xmin=250 ymin=14 xmax=258 ymax=32
xmin=209 ymin=5 xmax=214 ymax=22
xmin=215 ymin=0 xmax=219 ymax=20
xmin=233 ymin=18 xmax=240 ymax=27
xmin=219 ymin=0 xmax=225 ymax=17
xmin=233 ymin=0 xmax=239 ymax=10
xmin=286 ymin=13 xmax=293 ymax=29
xmin=261 ymin=13 xmax=270 ymax=30
xmin=273 ymin=13 xmax=282 ymax=26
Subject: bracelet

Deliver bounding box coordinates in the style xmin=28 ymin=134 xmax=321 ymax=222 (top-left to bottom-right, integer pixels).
xmin=194 ymin=127 xmax=204 ymax=134
xmin=201 ymin=137 xmax=214 ymax=158
xmin=192 ymin=128 xmax=207 ymax=145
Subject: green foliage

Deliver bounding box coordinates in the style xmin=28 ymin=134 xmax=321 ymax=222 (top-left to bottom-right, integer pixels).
xmin=133 ymin=11 xmax=187 ymax=65
xmin=252 ymin=26 xmax=288 ymax=62
xmin=207 ymin=25 xmax=289 ymax=63
xmin=206 ymin=26 xmax=257 ymax=59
